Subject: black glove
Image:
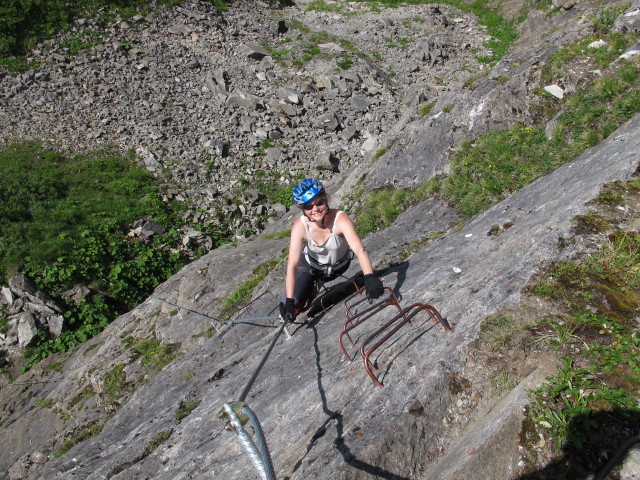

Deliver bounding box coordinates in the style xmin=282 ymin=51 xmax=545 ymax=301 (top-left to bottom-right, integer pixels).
xmin=363 ymin=274 xmax=384 ymax=300
xmin=279 ymin=298 xmax=295 ymax=322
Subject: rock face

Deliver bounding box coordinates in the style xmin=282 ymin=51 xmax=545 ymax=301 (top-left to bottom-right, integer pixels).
xmin=0 ymin=0 xmax=639 ymax=479
xmin=2 ymin=112 xmax=638 ymax=480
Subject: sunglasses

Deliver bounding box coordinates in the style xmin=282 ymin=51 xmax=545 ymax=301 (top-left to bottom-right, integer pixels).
xmin=302 ymin=197 xmax=327 ymax=211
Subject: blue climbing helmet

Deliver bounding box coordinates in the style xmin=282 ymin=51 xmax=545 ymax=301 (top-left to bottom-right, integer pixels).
xmin=292 ymin=178 xmax=325 ymax=206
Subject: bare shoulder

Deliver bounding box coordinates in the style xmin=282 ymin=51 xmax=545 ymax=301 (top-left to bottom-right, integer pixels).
xmin=334 ymin=210 xmax=355 ymax=234
xmin=291 ymin=217 xmax=307 ymax=240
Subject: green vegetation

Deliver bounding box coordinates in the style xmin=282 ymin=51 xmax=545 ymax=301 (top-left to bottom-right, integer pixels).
xmin=54 ymin=421 xmax=105 ymax=458
xmin=108 ymin=428 xmax=175 ymax=477
xmin=350 ymin=7 xmax=635 ymax=239
xmin=418 ymin=102 xmax=436 ymax=118
xmin=262 ymin=229 xmax=292 ymax=240
xmin=0 ymin=313 xmax=8 ymax=335
xmin=528 ymin=312 xmax=639 ymax=451
xmin=144 ymin=429 xmax=172 ymax=456
xmin=219 ymin=254 xmax=287 ymax=319
xmin=441 ymin=103 xmax=455 ymax=113
xmin=373 ymin=147 xmax=387 ymax=160
xmin=354 ymin=180 xmax=440 ymax=236
xmin=491 ymin=370 xmax=515 ymax=394
xmin=350 ymin=0 xmax=517 ymax=64
xmin=337 ymin=55 xmax=353 ymax=70
xmin=463 ymin=76 xmax=479 ymax=88
xmin=593 ymin=4 xmax=630 ymax=34
xmin=531 ymin=228 xmax=640 ymax=320
xmin=0 ymin=142 xmax=216 ymax=370
xmin=44 ymin=361 xmax=64 ymax=372
xmin=493 ymin=75 xmax=509 ymax=85
xmin=396 ymin=231 xmax=444 ymax=263
xmin=307 ymin=0 xmax=345 ymax=13
xmin=132 ymin=338 xmax=179 ymax=374
xmin=234 ymin=169 xmax=300 ymax=216
xmin=175 ymin=398 xmax=201 ymax=421
xmin=69 ymin=385 xmax=95 ymax=409
xmin=270 ymin=20 xmax=371 ymax=70
xmin=437 ymin=60 xmax=639 ymax=216
xmin=478 ymin=314 xmax=520 ymax=345
xmin=541 ymin=34 xmax=633 ymax=84
xmin=35 ymin=397 xmax=55 ymax=409
xmin=517 ymin=210 xmax=640 ymax=475
xmin=469 ymin=179 xmax=640 ymax=477
xmin=255 ymin=172 xmax=300 ymax=206
xmin=102 ymin=364 xmax=133 ymax=405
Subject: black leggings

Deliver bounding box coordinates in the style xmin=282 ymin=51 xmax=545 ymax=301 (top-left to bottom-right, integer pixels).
xmin=282 ymin=255 xmax=351 ymax=311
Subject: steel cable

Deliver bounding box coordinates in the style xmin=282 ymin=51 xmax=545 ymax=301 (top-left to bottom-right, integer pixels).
xmin=243 ymin=404 xmax=276 ymax=479
xmin=238 ymin=318 xmax=289 ymax=402
xmin=220 ymin=316 xmax=290 ymax=479
xmin=222 ymin=402 xmax=276 ymax=480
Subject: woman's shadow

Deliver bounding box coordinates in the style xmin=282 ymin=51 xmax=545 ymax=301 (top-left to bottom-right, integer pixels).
xmin=518 ymin=409 xmax=640 ymax=479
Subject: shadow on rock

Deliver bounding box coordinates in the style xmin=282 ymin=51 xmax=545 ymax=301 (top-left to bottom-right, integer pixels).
xmin=383 ymin=261 xmax=409 ymax=301
xmin=284 ymin=323 xmax=409 ymax=480
xmin=518 ymin=409 xmax=640 ymax=480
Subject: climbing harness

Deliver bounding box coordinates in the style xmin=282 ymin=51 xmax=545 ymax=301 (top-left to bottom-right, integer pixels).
xmin=304 ymin=245 xmax=354 ymax=278
xmin=219 ymin=314 xmax=292 ymax=479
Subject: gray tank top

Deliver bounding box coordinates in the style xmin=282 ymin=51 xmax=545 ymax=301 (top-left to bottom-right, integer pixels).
xmin=301 ymin=210 xmax=350 ymax=266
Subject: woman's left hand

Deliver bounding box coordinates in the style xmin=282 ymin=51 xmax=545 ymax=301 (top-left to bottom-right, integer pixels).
xmin=363 ymin=274 xmax=384 ymax=300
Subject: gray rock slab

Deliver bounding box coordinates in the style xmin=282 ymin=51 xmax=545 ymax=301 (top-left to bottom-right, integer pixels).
xmin=621 ymin=441 xmax=640 ymax=479
xmin=423 ymin=361 xmax=556 ymax=480
xmin=240 ymin=42 xmax=270 ymax=60
xmin=28 ymin=114 xmax=640 ymax=480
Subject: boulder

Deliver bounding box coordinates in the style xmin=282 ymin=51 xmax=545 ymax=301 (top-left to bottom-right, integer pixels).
xmin=1 ymin=287 xmax=14 ymax=306
xmin=141 ymin=219 xmax=167 ymax=237
xmin=315 ymin=151 xmax=339 ymax=172
xmin=48 ymin=315 xmax=64 ymax=338
xmin=17 ymin=312 xmax=38 ymax=348
xmin=61 ymin=284 xmax=91 ymax=304
xmin=614 ymin=7 xmax=640 ymax=33
xmin=8 ymin=273 xmax=39 ymax=299
xmin=239 ymin=42 xmax=270 ymax=60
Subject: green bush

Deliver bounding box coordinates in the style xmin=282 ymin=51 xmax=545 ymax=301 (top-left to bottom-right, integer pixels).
xmin=0 ymin=142 xmax=228 ymax=369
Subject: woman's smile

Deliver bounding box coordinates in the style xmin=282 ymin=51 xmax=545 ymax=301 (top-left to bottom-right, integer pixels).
xmin=308 ymin=206 xmax=327 ymax=221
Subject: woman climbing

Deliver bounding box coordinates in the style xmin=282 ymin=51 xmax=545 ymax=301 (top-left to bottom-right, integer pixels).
xmin=279 ymin=178 xmax=384 ymax=322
